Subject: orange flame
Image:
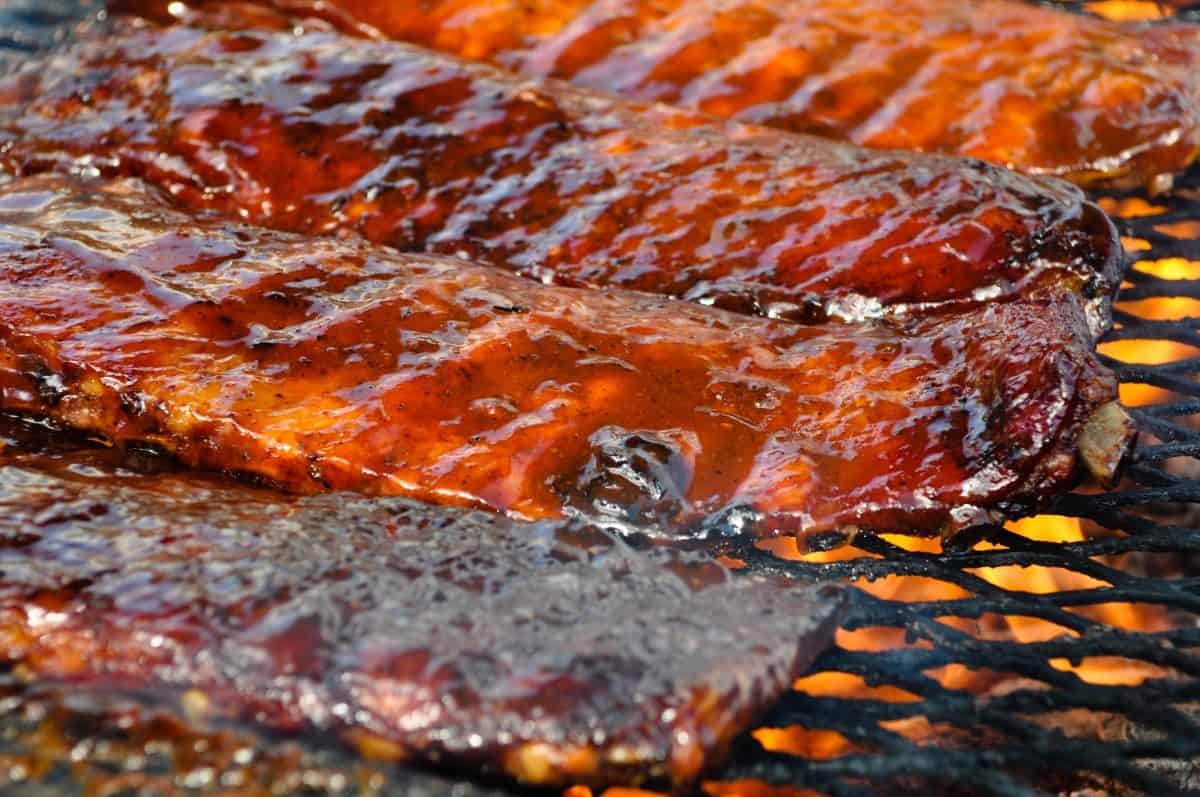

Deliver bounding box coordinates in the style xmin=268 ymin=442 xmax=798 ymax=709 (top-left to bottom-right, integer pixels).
xmin=972 ymin=517 xmax=1172 ymax=686
xmin=754 ymin=515 xmax=1174 ymax=767
xmin=1084 ymin=1 xmax=1171 ymax=20
xmin=1100 ymin=256 xmax=1200 ymax=407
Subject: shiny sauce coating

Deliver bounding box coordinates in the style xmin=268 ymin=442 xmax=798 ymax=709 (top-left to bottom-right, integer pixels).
xmin=0 ymin=21 xmax=1121 ymax=324
xmin=0 ymin=422 xmax=846 ymax=789
xmin=115 ymin=0 xmax=1200 ymax=189
xmin=0 ymin=177 xmax=1121 ymax=537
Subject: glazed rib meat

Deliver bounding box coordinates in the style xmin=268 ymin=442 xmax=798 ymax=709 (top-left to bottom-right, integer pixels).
xmin=0 ymin=679 xmax=518 ymax=797
xmin=0 ymin=21 xmax=1123 ymax=325
xmin=0 ymin=176 xmax=1128 ymax=537
xmin=113 ymin=0 xmax=1200 ymax=189
xmin=0 ymin=421 xmax=847 ymax=789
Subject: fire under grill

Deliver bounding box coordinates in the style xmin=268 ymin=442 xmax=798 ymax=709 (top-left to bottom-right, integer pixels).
xmin=3 ymin=1 xmax=1200 ymax=796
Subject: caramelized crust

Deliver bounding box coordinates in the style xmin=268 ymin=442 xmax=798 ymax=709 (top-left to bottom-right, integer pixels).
xmin=113 ymin=0 xmax=1200 ymax=189
xmin=0 ymin=177 xmax=1125 ymax=537
xmin=0 ymin=422 xmax=847 ymax=789
xmin=0 ymin=22 xmax=1121 ymax=325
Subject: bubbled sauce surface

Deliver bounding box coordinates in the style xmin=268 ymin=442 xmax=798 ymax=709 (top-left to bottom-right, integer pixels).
xmin=0 ymin=21 xmax=1121 ymax=323
xmin=0 ymin=420 xmax=846 ymax=788
xmin=122 ymin=0 xmax=1200 ymax=188
xmin=0 ymin=177 xmax=1118 ymax=537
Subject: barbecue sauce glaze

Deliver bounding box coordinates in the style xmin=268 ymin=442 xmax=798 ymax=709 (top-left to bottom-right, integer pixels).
xmin=0 ymin=177 xmax=1125 ymax=538
xmin=0 ymin=21 xmax=1122 ymax=327
xmin=0 ymin=419 xmax=845 ymax=789
xmin=113 ymin=0 xmax=1200 ymax=189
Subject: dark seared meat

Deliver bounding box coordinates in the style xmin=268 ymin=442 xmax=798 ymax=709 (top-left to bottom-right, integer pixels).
xmin=0 ymin=679 xmax=518 ymax=797
xmin=0 ymin=419 xmax=846 ymax=790
xmin=0 ymin=22 xmax=1123 ymax=326
xmin=0 ymin=177 xmax=1129 ymax=537
xmin=111 ymin=0 xmax=1200 ymax=189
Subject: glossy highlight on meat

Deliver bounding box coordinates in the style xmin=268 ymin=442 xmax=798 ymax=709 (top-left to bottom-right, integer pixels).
xmin=0 ymin=20 xmax=1123 ymax=325
xmin=0 ymin=177 xmax=1128 ymax=537
xmin=0 ymin=418 xmax=847 ymax=790
xmin=115 ymin=0 xmax=1200 ymax=189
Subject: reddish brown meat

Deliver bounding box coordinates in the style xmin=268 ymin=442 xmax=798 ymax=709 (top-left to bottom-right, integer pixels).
xmin=0 ymin=21 xmax=1122 ymax=326
xmin=0 ymin=176 xmax=1127 ymax=537
xmin=113 ymin=0 xmax=1200 ymax=189
xmin=0 ymin=677 xmax=510 ymax=797
xmin=0 ymin=419 xmax=847 ymax=790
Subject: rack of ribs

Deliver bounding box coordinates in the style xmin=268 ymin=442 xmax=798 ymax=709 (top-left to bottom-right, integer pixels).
xmin=0 ymin=21 xmax=1123 ymax=328
xmin=0 ymin=418 xmax=847 ymax=789
xmin=0 ymin=176 xmax=1129 ymax=539
xmin=109 ymin=0 xmax=1200 ymax=189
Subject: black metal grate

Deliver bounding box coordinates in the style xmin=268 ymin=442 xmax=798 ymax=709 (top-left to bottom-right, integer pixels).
xmin=717 ymin=162 xmax=1200 ymax=797
xmin=3 ymin=1 xmax=1200 ymax=795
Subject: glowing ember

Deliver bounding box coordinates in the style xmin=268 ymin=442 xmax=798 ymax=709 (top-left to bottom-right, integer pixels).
xmin=1085 ymin=1 xmax=1171 ymax=20
xmin=705 ymin=784 xmax=825 ymax=797
xmin=1098 ymin=198 xmax=1169 ymax=218
xmin=973 ymin=517 xmax=1172 ymax=686
xmin=1098 ymin=210 xmax=1200 ymax=406
xmin=753 ymin=728 xmax=866 ymax=761
xmin=1103 ymin=281 xmax=1200 ymax=409
xmin=791 ymin=673 xmax=920 ymax=704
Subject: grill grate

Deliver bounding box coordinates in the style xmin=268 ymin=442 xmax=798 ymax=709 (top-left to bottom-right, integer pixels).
xmin=2 ymin=1 xmax=1200 ymax=795
xmin=718 ymin=165 xmax=1200 ymax=796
